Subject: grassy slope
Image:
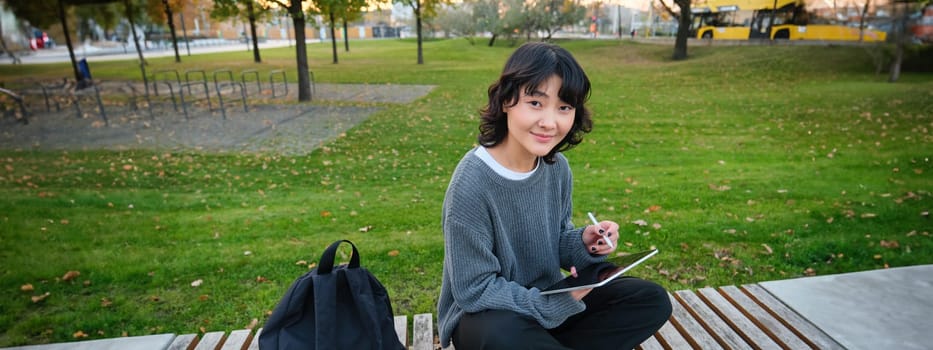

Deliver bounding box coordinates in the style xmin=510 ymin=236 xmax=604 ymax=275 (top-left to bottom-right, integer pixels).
xmin=0 ymin=39 xmax=930 ymax=346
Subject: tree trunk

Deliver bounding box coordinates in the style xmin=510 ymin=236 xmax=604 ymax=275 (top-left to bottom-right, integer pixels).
xmin=123 ymin=0 xmax=149 ymax=101
xmin=162 ymin=0 xmax=180 ymax=63
xmin=488 ymin=33 xmax=497 ymax=47
xmin=58 ymin=0 xmax=81 ymax=83
xmin=415 ymin=0 xmax=424 ymax=64
xmin=248 ymin=0 xmax=261 ymax=63
xmin=291 ymin=11 xmax=312 ymax=101
xmin=343 ymin=18 xmax=349 ymax=52
xmin=329 ymin=11 xmax=338 ymax=64
xmin=672 ymin=0 xmax=690 ymax=60
xmin=888 ymin=1 xmax=907 ymax=83
xmin=858 ymin=0 xmax=870 ymax=42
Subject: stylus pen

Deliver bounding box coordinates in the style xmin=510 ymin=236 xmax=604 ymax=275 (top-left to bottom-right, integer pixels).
xmin=587 ymin=212 xmax=615 ymax=249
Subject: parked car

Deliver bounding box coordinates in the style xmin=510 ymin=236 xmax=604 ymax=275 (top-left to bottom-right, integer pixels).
xmin=29 ymin=30 xmax=54 ymax=50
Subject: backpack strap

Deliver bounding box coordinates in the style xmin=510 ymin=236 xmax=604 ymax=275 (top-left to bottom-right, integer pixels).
xmin=318 ymin=239 xmax=360 ymax=274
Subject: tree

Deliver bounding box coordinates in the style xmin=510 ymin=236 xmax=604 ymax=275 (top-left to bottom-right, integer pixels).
xmin=0 ymin=3 xmax=24 ymax=63
xmin=434 ymin=4 xmax=477 ymax=43
xmin=657 ymin=0 xmax=691 ymax=60
xmin=339 ymin=0 xmax=368 ymax=52
xmin=888 ymin=0 xmax=919 ymax=82
xmin=472 ymin=0 xmax=501 ymax=46
xmin=473 ymin=0 xmax=527 ymax=46
xmin=311 ymin=0 xmax=343 ymax=63
xmin=161 ymin=0 xmax=181 ymax=62
xmin=211 ymin=0 xmax=273 ymax=63
xmin=395 ymin=0 xmax=447 ymax=64
xmin=3 ymin=0 xmax=59 ymax=29
xmin=267 ymin=0 xmax=314 ymax=101
xmin=528 ymin=0 xmax=585 ymax=40
xmin=75 ymin=3 xmax=121 ymax=40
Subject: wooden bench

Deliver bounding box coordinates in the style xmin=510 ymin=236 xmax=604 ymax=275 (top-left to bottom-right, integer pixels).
xmin=161 ymin=283 xmax=842 ymax=350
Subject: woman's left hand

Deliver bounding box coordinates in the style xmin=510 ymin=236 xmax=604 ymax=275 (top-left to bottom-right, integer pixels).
xmin=583 ymin=220 xmax=619 ymax=255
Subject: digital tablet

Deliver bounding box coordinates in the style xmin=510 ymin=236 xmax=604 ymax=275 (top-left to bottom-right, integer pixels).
xmin=540 ymin=249 xmax=658 ymax=295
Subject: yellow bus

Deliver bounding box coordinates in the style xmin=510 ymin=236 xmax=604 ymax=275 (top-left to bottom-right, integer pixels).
xmin=690 ymin=0 xmax=888 ymax=42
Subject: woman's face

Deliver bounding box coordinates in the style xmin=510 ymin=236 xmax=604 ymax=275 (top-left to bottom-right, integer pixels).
xmin=500 ymin=75 xmax=575 ymax=165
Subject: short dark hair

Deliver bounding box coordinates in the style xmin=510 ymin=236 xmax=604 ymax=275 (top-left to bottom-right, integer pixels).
xmin=478 ymin=42 xmax=593 ymax=164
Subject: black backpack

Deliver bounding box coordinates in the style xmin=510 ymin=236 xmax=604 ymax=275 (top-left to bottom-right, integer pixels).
xmin=259 ymin=240 xmax=405 ymax=350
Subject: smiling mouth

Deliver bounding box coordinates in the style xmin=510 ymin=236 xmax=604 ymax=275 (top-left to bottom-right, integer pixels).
xmin=532 ymin=133 xmax=555 ymax=142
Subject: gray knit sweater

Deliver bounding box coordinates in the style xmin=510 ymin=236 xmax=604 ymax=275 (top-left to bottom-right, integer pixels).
xmin=436 ymin=148 xmax=605 ymax=347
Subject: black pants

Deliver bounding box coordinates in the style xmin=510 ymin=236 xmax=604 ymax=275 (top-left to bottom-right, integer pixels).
xmin=452 ymin=277 xmax=672 ymax=350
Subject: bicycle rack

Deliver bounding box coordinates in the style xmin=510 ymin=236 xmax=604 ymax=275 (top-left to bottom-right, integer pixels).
xmin=269 ymin=70 xmax=288 ymax=98
xmin=240 ymin=69 xmax=262 ymax=97
xmin=212 ymin=69 xmax=248 ymax=120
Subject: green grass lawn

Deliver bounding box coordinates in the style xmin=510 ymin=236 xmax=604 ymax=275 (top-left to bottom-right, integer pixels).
xmin=1 ymin=39 xmax=931 ymax=346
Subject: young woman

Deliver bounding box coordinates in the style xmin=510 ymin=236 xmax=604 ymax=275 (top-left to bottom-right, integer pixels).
xmin=437 ymin=42 xmax=672 ymax=349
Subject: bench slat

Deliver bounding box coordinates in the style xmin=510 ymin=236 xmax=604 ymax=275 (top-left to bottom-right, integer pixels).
xmin=194 ymin=331 xmax=226 ymax=350
xmin=655 ymin=319 xmax=693 ymax=349
xmin=220 ymin=329 xmax=252 ymax=350
xmin=394 ymin=315 xmax=408 ymax=347
xmin=638 ymin=333 xmax=666 ymax=350
xmin=675 ymin=290 xmax=750 ymax=349
xmin=669 ymin=293 xmax=722 ymax=349
xmin=167 ymin=334 xmax=198 ymax=350
xmin=412 ymin=313 xmax=434 ymax=350
xmin=697 ymin=287 xmax=783 ymax=349
xmin=719 ymin=285 xmax=811 ymax=349
xmin=741 ymin=284 xmax=845 ymax=350
xmin=246 ymin=328 xmax=261 ymax=350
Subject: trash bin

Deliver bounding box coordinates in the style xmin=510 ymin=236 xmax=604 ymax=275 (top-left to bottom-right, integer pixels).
xmin=77 ymin=58 xmax=93 ymax=89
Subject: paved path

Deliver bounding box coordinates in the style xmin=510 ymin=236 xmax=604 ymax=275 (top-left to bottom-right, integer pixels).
xmin=0 ymin=82 xmax=434 ymax=155
xmin=760 ymin=264 xmax=933 ymax=350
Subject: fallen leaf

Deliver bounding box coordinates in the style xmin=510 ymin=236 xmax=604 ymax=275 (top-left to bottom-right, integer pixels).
xmin=101 ymin=298 xmax=112 ymax=307
xmin=190 ymin=279 xmax=203 ymax=287
xmin=880 ymin=240 xmax=899 ymax=249
xmin=199 ymin=295 xmax=209 ymax=301
xmin=256 ymin=276 xmax=268 ymax=283
xmin=387 ymin=250 xmax=400 ymax=257
xmin=708 ymin=184 xmax=731 ymax=191
xmin=761 ymin=244 xmax=773 ymax=255
xmin=632 ymin=219 xmax=648 ymax=226
xmin=646 ymin=205 xmax=661 ymax=212
xmin=32 ymin=292 xmax=51 ymax=303
xmin=73 ymin=330 xmax=88 ymax=338
xmin=21 ymin=284 xmax=34 ymax=292
xmin=246 ymin=318 xmax=259 ymax=330
xmin=62 ymin=270 xmax=80 ymax=281
xmin=359 ymin=225 xmax=373 ymax=232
